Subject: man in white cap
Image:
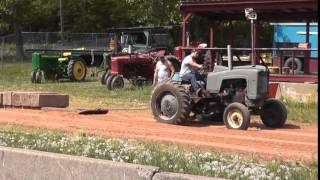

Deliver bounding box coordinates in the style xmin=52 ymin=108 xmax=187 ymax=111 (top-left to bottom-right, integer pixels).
xmin=179 ymin=43 xmax=207 ymax=95
xmin=153 ymin=55 xmax=175 ymax=87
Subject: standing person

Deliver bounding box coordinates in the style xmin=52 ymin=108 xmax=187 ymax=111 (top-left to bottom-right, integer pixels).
xmin=153 ymin=55 xmax=175 ymax=87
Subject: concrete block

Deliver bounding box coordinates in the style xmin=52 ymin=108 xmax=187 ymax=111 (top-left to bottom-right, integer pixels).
xmin=2 ymin=91 xmax=12 ymax=106
xmin=0 ymin=92 xmax=3 ymax=106
xmin=277 ymin=82 xmax=318 ymax=102
xmin=10 ymin=92 xmax=68 ymax=108
xmin=153 ymin=172 xmax=224 ymax=180
xmin=38 ymin=93 xmax=69 ymax=108
xmin=11 ymin=92 xmax=25 ymax=107
xmin=0 ymin=146 xmax=159 ymax=180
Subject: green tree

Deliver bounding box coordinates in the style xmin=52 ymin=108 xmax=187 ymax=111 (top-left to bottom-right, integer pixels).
xmin=126 ymin=0 xmax=181 ymax=26
xmin=0 ymin=0 xmax=34 ymax=61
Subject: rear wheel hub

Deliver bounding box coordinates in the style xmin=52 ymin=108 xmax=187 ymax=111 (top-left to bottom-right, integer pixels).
xmin=160 ymin=94 xmax=178 ymax=119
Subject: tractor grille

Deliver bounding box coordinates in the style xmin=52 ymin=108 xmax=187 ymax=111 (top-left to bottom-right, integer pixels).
xmin=258 ymin=72 xmax=268 ymax=94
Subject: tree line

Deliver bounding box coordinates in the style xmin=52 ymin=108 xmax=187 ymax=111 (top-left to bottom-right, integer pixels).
xmin=0 ymin=0 xmax=181 ymax=35
xmin=0 ymin=0 xmax=273 ymax=61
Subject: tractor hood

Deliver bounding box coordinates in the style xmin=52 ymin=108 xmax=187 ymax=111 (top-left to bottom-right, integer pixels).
xmin=213 ymin=65 xmax=267 ymax=72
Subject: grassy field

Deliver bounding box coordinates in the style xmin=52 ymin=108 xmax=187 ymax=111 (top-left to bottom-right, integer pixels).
xmin=0 ymin=124 xmax=317 ymax=180
xmin=0 ymin=62 xmax=318 ymax=123
xmin=0 ymin=63 xmax=152 ymax=110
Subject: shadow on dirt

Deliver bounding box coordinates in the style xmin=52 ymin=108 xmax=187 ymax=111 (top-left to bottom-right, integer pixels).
xmin=185 ymin=118 xmax=224 ymax=127
xmin=250 ymin=122 xmax=301 ymax=130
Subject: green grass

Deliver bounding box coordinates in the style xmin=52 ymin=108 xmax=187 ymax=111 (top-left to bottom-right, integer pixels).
xmin=283 ymin=97 xmax=318 ymax=124
xmin=0 ymin=63 xmax=152 ymax=109
xmin=0 ymin=124 xmax=317 ymax=180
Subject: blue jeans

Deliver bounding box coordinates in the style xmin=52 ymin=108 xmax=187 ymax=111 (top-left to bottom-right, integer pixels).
xmin=181 ymin=72 xmax=198 ymax=91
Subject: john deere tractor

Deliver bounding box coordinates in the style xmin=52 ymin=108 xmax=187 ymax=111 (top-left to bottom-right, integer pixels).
xmin=151 ymin=46 xmax=287 ymax=130
xmin=30 ymin=50 xmax=106 ymax=83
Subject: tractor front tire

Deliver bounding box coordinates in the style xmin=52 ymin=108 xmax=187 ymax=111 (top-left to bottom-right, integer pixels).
xmin=151 ymin=81 xmax=190 ymax=125
xmin=223 ymin=103 xmax=250 ymax=130
xmin=260 ymin=98 xmax=287 ymax=128
xmin=111 ymin=75 xmax=124 ymax=89
xmin=67 ymin=59 xmax=87 ymax=81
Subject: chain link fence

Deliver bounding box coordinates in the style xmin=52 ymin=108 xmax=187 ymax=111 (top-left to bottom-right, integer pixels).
xmin=0 ymin=32 xmax=114 ymax=64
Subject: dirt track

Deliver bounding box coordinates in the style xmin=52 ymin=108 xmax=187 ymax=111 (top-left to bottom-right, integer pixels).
xmin=0 ymin=108 xmax=317 ymax=162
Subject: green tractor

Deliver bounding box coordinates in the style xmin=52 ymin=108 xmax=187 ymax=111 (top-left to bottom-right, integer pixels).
xmin=30 ymin=50 xmax=106 ymax=83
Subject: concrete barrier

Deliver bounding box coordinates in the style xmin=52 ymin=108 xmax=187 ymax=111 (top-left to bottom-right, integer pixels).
xmin=0 ymin=146 xmax=159 ymax=180
xmin=2 ymin=91 xmax=12 ymax=106
xmin=1 ymin=91 xmax=69 ymax=108
xmin=0 ymin=147 xmax=223 ymax=180
xmin=153 ymin=172 xmax=224 ymax=180
xmin=272 ymin=82 xmax=318 ymax=102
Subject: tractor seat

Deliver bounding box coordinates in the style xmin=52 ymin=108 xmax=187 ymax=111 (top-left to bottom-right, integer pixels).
xmin=181 ymin=80 xmax=191 ymax=84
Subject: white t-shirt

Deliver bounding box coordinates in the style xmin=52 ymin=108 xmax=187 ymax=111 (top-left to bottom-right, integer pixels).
xmin=179 ymin=54 xmax=196 ymax=78
xmin=156 ymin=60 xmax=169 ymax=83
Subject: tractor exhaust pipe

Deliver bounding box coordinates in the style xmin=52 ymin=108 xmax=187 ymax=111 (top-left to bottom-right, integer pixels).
xmin=227 ymin=45 xmax=232 ymax=71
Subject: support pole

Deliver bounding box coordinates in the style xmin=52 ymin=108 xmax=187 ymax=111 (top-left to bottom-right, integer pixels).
xmin=227 ymin=45 xmax=232 ymax=71
xmin=291 ymin=50 xmax=296 ymax=75
xmin=252 ymin=20 xmax=258 ymax=65
xmin=251 ymin=19 xmax=255 ymax=65
xmin=304 ymin=21 xmax=310 ymax=74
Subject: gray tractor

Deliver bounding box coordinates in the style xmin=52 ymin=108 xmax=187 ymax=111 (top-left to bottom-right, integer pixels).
xmin=151 ymin=46 xmax=287 ymax=130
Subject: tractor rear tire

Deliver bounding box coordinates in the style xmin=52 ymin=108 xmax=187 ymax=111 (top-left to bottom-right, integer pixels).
xmin=111 ymin=75 xmax=124 ymax=89
xmin=260 ymin=98 xmax=287 ymax=128
xmin=67 ymin=59 xmax=87 ymax=82
xmin=105 ymin=75 xmax=115 ymax=90
xmin=151 ymin=81 xmax=190 ymax=125
xmin=100 ymin=71 xmax=110 ymax=85
xmin=31 ymin=71 xmax=37 ymax=83
xmin=223 ymin=103 xmax=250 ymax=130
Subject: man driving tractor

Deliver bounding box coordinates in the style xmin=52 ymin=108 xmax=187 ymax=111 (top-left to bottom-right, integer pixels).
xmin=179 ymin=43 xmax=208 ymax=96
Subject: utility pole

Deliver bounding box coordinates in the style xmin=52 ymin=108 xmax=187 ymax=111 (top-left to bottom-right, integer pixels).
xmin=60 ymin=0 xmax=64 ymax=45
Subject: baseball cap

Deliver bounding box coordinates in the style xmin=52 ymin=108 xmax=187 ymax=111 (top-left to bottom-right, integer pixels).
xmin=198 ymin=43 xmax=207 ymax=48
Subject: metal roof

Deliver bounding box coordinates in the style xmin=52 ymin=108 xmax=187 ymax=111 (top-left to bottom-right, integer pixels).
xmin=179 ymin=0 xmax=318 ymax=21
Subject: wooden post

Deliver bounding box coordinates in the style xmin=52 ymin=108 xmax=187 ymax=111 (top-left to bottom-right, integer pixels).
xmin=182 ymin=13 xmax=192 ymax=59
xmin=209 ymin=21 xmax=215 ymax=71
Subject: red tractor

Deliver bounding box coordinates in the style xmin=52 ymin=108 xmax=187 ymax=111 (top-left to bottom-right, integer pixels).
xmin=102 ymin=26 xmax=181 ymax=90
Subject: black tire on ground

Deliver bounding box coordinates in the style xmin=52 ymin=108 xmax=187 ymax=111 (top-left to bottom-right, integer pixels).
xmin=100 ymin=71 xmax=108 ymax=84
xmin=35 ymin=71 xmax=43 ymax=84
xmin=223 ymin=102 xmax=250 ymax=130
xmin=67 ymin=59 xmax=87 ymax=81
xmin=260 ymin=98 xmax=287 ymax=128
xmin=151 ymin=81 xmax=190 ymax=125
xmin=110 ymin=75 xmax=124 ymax=89
xmin=31 ymin=71 xmax=37 ymax=83
xmin=284 ymin=57 xmax=303 ymax=72
xmin=105 ymin=74 xmax=115 ymax=90
xmin=132 ymin=79 xmax=144 ymax=87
